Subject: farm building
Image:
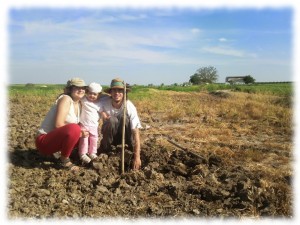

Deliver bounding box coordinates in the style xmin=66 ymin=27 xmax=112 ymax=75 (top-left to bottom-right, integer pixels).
xmin=225 ymin=76 xmax=246 ymax=84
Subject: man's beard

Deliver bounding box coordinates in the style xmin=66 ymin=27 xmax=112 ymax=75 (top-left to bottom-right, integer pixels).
xmin=113 ymin=98 xmax=123 ymax=104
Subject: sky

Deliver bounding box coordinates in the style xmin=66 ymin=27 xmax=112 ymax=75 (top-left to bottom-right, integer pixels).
xmin=8 ymin=5 xmax=293 ymax=86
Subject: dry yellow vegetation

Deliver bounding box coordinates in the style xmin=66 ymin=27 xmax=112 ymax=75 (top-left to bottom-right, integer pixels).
xmin=136 ymin=89 xmax=293 ymax=216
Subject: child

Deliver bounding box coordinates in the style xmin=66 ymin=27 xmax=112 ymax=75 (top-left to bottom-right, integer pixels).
xmin=78 ymin=82 xmax=103 ymax=164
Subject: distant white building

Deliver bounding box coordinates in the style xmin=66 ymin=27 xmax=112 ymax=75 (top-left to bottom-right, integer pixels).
xmin=225 ymin=76 xmax=246 ymax=84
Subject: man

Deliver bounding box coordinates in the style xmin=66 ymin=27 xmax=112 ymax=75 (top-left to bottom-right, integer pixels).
xmin=97 ymin=78 xmax=142 ymax=170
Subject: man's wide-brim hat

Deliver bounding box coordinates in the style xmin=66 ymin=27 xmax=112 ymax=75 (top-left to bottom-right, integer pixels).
xmin=106 ymin=78 xmax=131 ymax=93
xmin=66 ymin=77 xmax=87 ymax=87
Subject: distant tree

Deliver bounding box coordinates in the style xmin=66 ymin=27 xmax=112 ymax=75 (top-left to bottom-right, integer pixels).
xmin=189 ymin=66 xmax=218 ymax=84
xmin=25 ymin=83 xmax=35 ymax=88
xmin=243 ymin=75 xmax=255 ymax=84
xmin=25 ymin=83 xmax=35 ymax=87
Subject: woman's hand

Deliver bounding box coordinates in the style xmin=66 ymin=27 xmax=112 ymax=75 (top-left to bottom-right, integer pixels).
xmin=80 ymin=130 xmax=89 ymax=138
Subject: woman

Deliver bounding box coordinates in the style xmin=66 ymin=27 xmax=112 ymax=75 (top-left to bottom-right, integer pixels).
xmin=35 ymin=77 xmax=88 ymax=172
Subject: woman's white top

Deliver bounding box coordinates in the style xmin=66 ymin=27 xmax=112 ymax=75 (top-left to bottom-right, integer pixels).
xmin=37 ymin=94 xmax=80 ymax=134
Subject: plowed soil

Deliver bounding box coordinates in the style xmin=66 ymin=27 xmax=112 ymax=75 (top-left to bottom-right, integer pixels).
xmin=7 ymin=90 xmax=293 ymax=220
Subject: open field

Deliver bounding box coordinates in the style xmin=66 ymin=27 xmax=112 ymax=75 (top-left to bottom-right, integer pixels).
xmin=9 ymin=82 xmax=293 ymax=97
xmin=7 ymin=84 xmax=293 ymax=219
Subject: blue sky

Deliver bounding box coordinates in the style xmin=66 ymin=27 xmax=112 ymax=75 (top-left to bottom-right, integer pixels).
xmin=9 ymin=7 xmax=293 ymax=85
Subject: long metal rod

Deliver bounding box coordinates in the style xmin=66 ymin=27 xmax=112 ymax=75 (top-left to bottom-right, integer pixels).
xmin=121 ymin=81 xmax=127 ymax=174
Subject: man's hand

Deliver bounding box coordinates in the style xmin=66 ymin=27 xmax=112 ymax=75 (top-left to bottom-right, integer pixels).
xmin=132 ymin=156 xmax=141 ymax=170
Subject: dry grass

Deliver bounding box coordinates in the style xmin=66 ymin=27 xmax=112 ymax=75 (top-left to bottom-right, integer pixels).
xmin=11 ymin=88 xmax=293 ymax=169
xmin=136 ymin=90 xmax=293 ymax=199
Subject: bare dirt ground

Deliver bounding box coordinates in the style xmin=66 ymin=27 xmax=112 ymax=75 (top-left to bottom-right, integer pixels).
xmin=7 ymin=90 xmax=293 ymax=219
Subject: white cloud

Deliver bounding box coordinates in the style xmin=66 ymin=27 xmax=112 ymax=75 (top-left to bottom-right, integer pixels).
xmin=218 ymin=37 xmax=227 ymax=42
xmin=12 ymin=12 xmax=228 ymax=69
xmin=12 ymin=17 xmax=198 ymax=66
xmin=202 ymin=46 xmax=257 ymax=58
xmin=191 ymin=28 xmax=201 ymax=34
xmin=119 ymin=14 xmax=148 ymax=21
xmin=22 ymin=20 xmax=54 ymax=34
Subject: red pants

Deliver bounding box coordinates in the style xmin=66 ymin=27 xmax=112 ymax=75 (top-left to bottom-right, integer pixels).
xmin=35 ymin=123 xmax=81 ymax=158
